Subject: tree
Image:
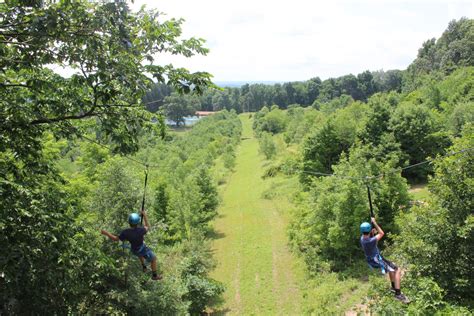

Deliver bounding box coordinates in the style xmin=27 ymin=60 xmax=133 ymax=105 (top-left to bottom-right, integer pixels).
xmin=212 ymin=90 xmax=232 ymax=111
xmin=0 ymin=159 xmax=83 ymax=314
xmin=252 ymin=105 xmax=269 ymax=131
xmin=403 ymin=18 xmax=474 ymax=91
xmin=178 ymin=238 xmax=224 ymax=314
xmin=0 ymin=1 xmax=213 ymax=312
xmin=260 ymin=108 xmax=288 ymax=134
xmin=77 ymin=141 xmax=110 ymax=179
xmin=290 ymin=146 xmax=409 ymax=271
xmin=153 ymin=180 xmax=170 ymax=224
xmin=449 ymin=102 xmax=474 ymax=136
xmin=390 ymin=103 xmax=450 ymax=180
xmin=307 ymin=77 xmax=322 ymax=103
xmin=357 ymin=70 xmax=376 ymax=100
xmin=259 ymin=132 xmax=277 ymax=159
xmin=358 ymin=95 xmax=393 ymax=147
xmin=163 ymin=93 xmax=199 ymax=126
xmin=223 ymin=148 xmax=236 ymax=170
xmin=94 ymin=159 xmax=141 ymax=231
xmin=284 ymin=107 xmax=324 ymax=144
xmin=270 ymin=84 xmax=286 ymax=107
xmin=320 ymin=94 xmax=354 ymax=113
xmin=436 ymin=18 xmax=474 ymax=71
xmin=372 ymin=69 xmax=403 ymax=93
xmin=319 ymin=78 xmax=340 ymax=102
xmin=300 ymin=119 xmax=352 ymax=186
xmin=195 ymin=168 xmax=219 ymax=226
xmin=393 ymin=125 xmax=474 ymax=304
xmin=338 ymin=74 xmax=363 ymax=100
xmin=1 ymin=1 xmax=213 ymax=156
xmin=143 ymin=83 xmax=173 ymax=112
xmin=283 ymin=82 xmax=297 ymax=105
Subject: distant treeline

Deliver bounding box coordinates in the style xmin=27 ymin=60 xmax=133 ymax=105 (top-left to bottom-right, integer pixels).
xmin=144 ymin=67 xmax=402 ymax=113
xmin=144 ymin=18 xmax=473 ymax=117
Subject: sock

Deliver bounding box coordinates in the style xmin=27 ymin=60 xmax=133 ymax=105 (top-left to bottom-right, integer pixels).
xmin=395 ymin=289 xmax=401 ymax=296
xmin=152 ymin=271 xmax=158 ymax=278
xmin=391 ymin=282 xmax=395 ymax=289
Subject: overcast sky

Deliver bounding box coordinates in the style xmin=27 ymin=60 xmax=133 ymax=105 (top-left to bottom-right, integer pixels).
xmin=130 ymin=0 xmax=473 ymax=82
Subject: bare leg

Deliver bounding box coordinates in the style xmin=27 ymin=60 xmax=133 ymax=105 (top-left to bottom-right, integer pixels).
xmin=388 ymin=271 xmax=396 ymax=282
xmin=394 ymin=268 xmax=401 ymax=289
xmin=139 ymin=256 xmax=147 ymax=272
xmin=151 ymin=257 xmax=157 ymax=272
xmin=150 ymin=257 xmax=162 ymax=280
xmin=392 ymin=268 xmax=409 ymax=303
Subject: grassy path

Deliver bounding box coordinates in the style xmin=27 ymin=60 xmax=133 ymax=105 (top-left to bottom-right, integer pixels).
xmin=210 ymin=115 xmax=303 ymax=315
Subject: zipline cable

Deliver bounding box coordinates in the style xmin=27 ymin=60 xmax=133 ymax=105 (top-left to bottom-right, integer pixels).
xmin=75 ymin=122 xmax=472 ymax=178
xmin=70 ymin=122 xmax=473 ymax=188
xmin=77 ymin=132 xmax=160 ymax=169
xmin=65 ymin=128 xmax=157 ymax=227
xmin=298 ymin=147 xmax=474 ymax=181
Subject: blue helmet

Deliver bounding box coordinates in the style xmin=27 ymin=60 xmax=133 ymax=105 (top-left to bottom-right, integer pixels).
xmin=360 ymin=222 xmax=372 ymax=233
xmin=128 ymin=213 xmax=140 ymax=225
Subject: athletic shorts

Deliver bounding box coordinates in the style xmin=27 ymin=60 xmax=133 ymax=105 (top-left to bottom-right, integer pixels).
xmin=368 ymin=256 xmax=398 ymax=273
xmin=132 ymin=244 xmax=156 ymax=263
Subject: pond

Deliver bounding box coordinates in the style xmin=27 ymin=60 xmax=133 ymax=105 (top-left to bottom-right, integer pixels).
xmin=165 ymin=116 xmax=202 ymax=126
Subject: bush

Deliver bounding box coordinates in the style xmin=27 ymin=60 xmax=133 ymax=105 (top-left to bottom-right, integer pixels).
xmin=392 ymin=125 xmax=474 ymax=304
xmin=290 ymin=146 xmax=409 ymax=271
xmin=258 ymin=132 xmax=277 ymax=159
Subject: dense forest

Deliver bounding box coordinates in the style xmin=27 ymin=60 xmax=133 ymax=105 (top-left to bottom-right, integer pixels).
xmin=249 ymin=20 xmax=473 ymax=313
xmin=1 ymin=2 xmax=233 ymax=314
xmin=144 ymin=18 xmax=472 ymax=122
xmin=1 ymin=0 xmax=473 ymax=314
xmin=252 ymin=68 xmax=473 ymax=313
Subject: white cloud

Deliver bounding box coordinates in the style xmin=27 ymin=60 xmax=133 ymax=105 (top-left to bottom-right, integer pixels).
xmin=131 ymin=0 xmax=473 ymax=81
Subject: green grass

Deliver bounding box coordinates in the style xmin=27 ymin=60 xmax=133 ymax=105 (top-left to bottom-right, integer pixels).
xmin=209 ymin=115 xmax=369 ymax=315
xmin=168 ymin=125 xmax=193 ymax=134
xmin=409 ymin=183 xmax=431 ymax=201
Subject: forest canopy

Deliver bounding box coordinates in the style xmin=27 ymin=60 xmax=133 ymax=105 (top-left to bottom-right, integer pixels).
xmin=1 ymin=1 xmax=224 ymax=314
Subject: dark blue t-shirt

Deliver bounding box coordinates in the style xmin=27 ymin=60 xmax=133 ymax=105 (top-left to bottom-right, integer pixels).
xmin=360 ymin=236 xmax=379 ymax=259
xmin=119 ymin=227 xmax=147 ymax=251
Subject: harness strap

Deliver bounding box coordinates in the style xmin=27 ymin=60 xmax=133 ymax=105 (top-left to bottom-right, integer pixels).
xmin=369 ymin=254 xmax=386 ymax=274
xmin=131 ymin=243 xmax=146 ymax=256
xmin=377 ymin=254 xmax=386 ymax=274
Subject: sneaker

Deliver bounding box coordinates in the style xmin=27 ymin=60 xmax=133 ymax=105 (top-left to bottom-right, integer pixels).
xmin=395 ymin=293 xmax=410 ymax=304
xmin=152 ymin=274 xmax=162 ymax=281
xmin=390 ymin=287 xmax=396 ymax=294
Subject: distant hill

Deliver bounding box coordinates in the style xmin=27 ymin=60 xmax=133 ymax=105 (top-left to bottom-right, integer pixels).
xmin=215 ymin=81 xmax=282 ymax=88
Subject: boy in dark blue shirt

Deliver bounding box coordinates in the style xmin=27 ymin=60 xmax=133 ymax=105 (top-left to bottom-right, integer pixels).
xmin=360 ymin=217 xmax=409 ymax=303
xmin=101 ymin=210 xmax=161 ymax=280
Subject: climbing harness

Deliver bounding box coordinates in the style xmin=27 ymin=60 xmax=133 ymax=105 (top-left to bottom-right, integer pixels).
xmin=374 ymin=254 xmax=386 ymax=274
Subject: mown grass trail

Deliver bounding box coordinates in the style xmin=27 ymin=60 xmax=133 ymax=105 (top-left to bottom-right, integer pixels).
xmin=210 ymin=115 xmax=369 ymax=315
xmin=210 ymin=115 xmax=303 ymax=315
